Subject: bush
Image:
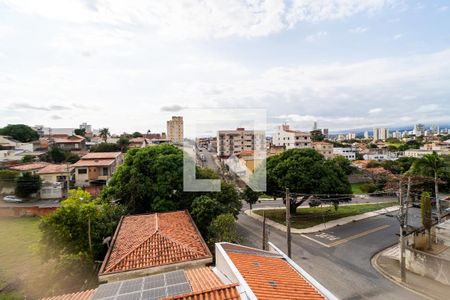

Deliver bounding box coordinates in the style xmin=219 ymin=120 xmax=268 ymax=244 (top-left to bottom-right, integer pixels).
xmin=15 ymin=172 xmax=41 ymax=197
xmin=360 ymin=183 xmax=377 ymax=194
xmin=208 ymin=213 xmax=239 ymax=244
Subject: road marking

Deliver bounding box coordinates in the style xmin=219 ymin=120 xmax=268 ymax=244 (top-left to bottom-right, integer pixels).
xmin=301 ymin=224 xmax=390 ymax=248
xmin=315 ymin=232 xmax=339 ymax=241
xmin=327 ymin=224 xmax=390 ymax=247
xmin=301 ymin=234 xmax=332 ymax=248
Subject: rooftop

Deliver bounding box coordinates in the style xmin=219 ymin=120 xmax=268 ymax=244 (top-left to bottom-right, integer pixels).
xmin=41 ymin=289 xmax=96 ymax=300
xmin=54 ymin=135 xmax=85 ymax=144
xmin=81 ymin=152 xmax=122 ymax=160
xmin=9 ymin=162 xmax=50 ymax=171
xmin=71 ymin=159 xmax=116 ymax=168
xmin=37 ymin=164 xmax=73 ymax=174
xmin=219 ymin=243 xmax=327 ymax=300
xmin=99 ymin=211 xmax=212 ymax=276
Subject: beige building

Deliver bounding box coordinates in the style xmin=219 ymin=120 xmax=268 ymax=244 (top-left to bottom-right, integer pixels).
xmin=167 ymin=116 xmax=184 ymax=145
xmin=72 ymin=152 xmax=123 ymax=187
xmin=273 ymin=124 xmax=311 ymax=150
xmin=217 ymin=128 xmax=265 ymax=158
xmin=313 ymin=141 xmax=334 ymax=159
xmin=373 ymin=127 xmax=389 ymax=141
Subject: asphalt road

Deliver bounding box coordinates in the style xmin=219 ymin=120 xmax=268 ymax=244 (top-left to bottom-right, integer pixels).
xmin=237 ymin=206 xmax=426 ymax=300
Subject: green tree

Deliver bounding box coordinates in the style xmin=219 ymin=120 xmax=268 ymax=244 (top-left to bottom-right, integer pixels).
xmin=15 ymin=172 xmax=42 ymax=197
xmin=74 ymin=128 xmax=86 ymax=136
xmin=242 ymin=186 xmax=259 ymax=210
xmin=265 ymin=148 xmax=352 ymax=214
xmin=21 ymin=154 xmax=35 ymax=163
xmin=208 ymin=213 xmax=239 ymax=244
xmin=99 ymin=128 xmax=110 ymax=143
xmin=48 ymin=146 xmax=66 ymax=163
xmin=330 ymin=156 xmax=352 ymax=175
xmin=191 ymin=195 xmax=224 ymax=234
xmin=64 ymin=152 xmax=80 ymax=164
xmin=412 ymin=152 xmax=448 ymax=221
xmin=421 ymin=192 xmax=432 ymax=250
xmin=132 ymin=131 xmax=143 ymax=138
xmin=90 ymin=143 xmax=121 ymax=152
xmin=310 ymin=129 xmax=325 ymax=142
xmin=101 ymin=145 xmax=242 ymax=217
xmin=39 ymin=188 xmax=126 ymax=294
xmin=0 ymin=124 xmax=39 ymax=142
xmin=117 ymin=137 xmax=130 ymax=152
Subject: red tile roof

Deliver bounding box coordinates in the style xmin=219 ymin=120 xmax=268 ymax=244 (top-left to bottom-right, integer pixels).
xmin=163 ymin=284 xmax=239 ymax=300
xmin=37 ymin=164 xmax=73 ymax=174
xmin=10 ymin=162 xmax=50 ymax=171
xmin=100 ymin=211 xmax=212 ymax=275
xmin=71 ymin=159 xmax=115 ymax=167
xmin=40 ymin=289 xmax=95 ymax=300
xmin=54 ymin=135 xmax=85 ymax=144
xmin=81 ymin=152 xmax=122 ymax=159
xmin=223 ymin=244 xmax=325 ymax=300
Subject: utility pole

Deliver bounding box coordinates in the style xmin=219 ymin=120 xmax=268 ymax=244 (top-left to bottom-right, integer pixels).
xmin=286 ymin=188 xmax=292 ymax=258
xmin=405 ymin=176 xmax=411 ymax=227
xmin=262 ymin=212 xmax=268 ymax=250
xmin=399 ymin=178 xmax=406 ymax=283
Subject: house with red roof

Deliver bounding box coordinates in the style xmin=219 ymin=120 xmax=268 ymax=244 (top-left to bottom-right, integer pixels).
xmin=72 ymin=152 xmax=123 ymax=187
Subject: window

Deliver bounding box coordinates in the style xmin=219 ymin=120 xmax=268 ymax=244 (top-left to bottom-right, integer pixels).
xmin=102 ymin=167 xmax=108 ymax=176
xmin=78 ymin=168 xmax=87 ymax=174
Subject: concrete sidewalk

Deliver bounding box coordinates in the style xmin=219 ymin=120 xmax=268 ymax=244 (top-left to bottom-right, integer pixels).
xmin=372 ymin=245 xmax=450 ymax=300
xmin=244 ymin=204 xmax=399 ymax=234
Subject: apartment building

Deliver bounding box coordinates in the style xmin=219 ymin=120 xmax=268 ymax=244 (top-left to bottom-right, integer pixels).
xmin=166 ymin=116 xmax=183 ymax=145
xmin=217 ymin=128 xmax=265 ymax=158
xmin=333 ymin=147 xmax=356 ymax=160
xmin=312 ymin=141 xmax=334 ymax=159
xmin=273 ymin=124 xmax=311 ymax=150
xmin=373 ymin=127 xmax=389 ymax=141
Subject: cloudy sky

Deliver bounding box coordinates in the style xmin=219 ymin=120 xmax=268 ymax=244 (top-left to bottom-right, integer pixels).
xmin=1 ymin=0 xmax=450 ymax=136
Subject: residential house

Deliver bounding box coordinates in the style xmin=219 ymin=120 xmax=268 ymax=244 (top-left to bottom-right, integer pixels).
xmin=273 ymin=124 xmax=311 ymax=150
xmin=217 ymin=128 xmax=265 ymax=158
xmin=9 ymin=162 xmax=50 ymax=175
xmin=44 ymin=218 xmax=337 ymax=300
xmin=72 ymin=152 xmax=123 ymax=187
xmin=52 ymin=134 xmax=87 ymax=153
xmin=37 ymin=164 xmax=74 ymax=188
xmin=98 ymin=210 xmax=212 ymax=282
xmin=238 ymin=150 xmax=265 ymax=174
xmin=0 ymin=136 xmax=18 ymax=150
xmin=128 ymin=137 xmax=149 ymax=148
xmin=363 ymin=153 xmax=397 ymax=161
xmin=313 ymin=141 xmax=334 ymax=159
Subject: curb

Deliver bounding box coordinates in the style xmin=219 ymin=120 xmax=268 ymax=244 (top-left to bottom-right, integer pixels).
xmin=371 ymin=245 xmax=436 ymax=300
xmin=245 ymin=205 xmax=399 ymax=234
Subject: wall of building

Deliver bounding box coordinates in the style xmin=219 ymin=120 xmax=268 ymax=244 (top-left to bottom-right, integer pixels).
xmin=0 ymin=206 xmax=56 ymax=217
xmin=405 ymin=247 xmax=450 ymax=286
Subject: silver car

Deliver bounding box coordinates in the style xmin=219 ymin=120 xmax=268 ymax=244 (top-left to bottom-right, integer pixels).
xmin=3 ymin=195 xmax=24 ymax=203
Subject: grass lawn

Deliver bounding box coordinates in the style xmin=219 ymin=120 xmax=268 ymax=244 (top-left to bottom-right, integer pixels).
xmin=351 ymin=182 xmax=366 ymax=194
xmin=254 ymin=202 xmax=397 ymax=229
xmin=0 ymin=217 xmax=41 ymax=299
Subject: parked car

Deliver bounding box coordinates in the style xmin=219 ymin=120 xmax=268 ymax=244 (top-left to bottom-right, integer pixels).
xmin=3 ymin=195 xmax=24 ymax=203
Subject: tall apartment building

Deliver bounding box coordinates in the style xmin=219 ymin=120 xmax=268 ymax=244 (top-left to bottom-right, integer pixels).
xmin=414 ymin=123 xmax=424 ymax=136
xmin=217 ymin=128 xmax=265 ymax=158
xmin=373 ymin=127 xmax=388 ymax=141
xmin=167 ymin=116 xmax=183 ymax=145
xmin=273 ymin=124 xmax=311 ymax=150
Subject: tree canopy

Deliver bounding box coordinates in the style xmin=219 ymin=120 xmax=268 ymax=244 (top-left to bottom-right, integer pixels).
xmin=310 ymin=129 xmax=325 ymax=142
xmin=15 ymin=172 xmax=41 ymax=197
xmin=265 ymin=148 xmax=352 ymax=213
xmin=101 ymin=144 xmax=241 ymax=217
xmin=90 ymin=142 xmax=121 ymax=152
xmin=0 ymin=124 xmax=39 ymax=142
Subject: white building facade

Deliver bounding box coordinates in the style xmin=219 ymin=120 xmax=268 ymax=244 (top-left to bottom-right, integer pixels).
xmin=273 ymin=124 xmax=311 ymax=150
xmin=333 ymin=148 xmax=356 ymax=160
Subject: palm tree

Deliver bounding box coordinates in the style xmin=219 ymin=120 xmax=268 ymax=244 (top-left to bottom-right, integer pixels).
xmin=99 ymin=128 xmax=110 ymax=143
xmin=412 ymin=152 xmax=447 ymax=222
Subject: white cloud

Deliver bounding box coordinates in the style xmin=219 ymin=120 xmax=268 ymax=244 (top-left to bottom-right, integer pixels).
xmin=393 ymin=33 xmax=403 ymax=40
xmin=438 ymin=6 xmax=448 ymax=12
xmin=416 ymin=104 xmax=439 ymax=113
xmin=369 ymin=108 xmax=382 ymax=114
xmin=349 ymin=27 xmax=369 ymax=34
xmin=305 ymin=31 xmax=327 ymax=42
xmin=0 ymin=0 xmax=394 ymax=40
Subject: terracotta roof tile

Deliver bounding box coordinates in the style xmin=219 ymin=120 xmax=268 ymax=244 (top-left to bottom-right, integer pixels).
xmin=186 ymin=267 xmax=224 ymax=292
xmin=71 ymin=159 xmax=115 ymax=167
xmin=10 ymin=162 xmax=50 ymax=171
xmin=163 ymin=284 xmax=239 ymax=300
xmin=40 ymin=289 xmax=95 ymax=300
xmin=37 ymin=164 xmax=73 ymax=174
xmin=100 ymin=211 xmax=211 ymax=275
xmin=224 ymin=245 xmax=325 ymax=300
xmin=81 ymin=152 xmax=122 ymax=159
xmin=54 ymin=135 xmax=85 ymax=144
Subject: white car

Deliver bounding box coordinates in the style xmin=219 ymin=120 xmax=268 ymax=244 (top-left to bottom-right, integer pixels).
xmin=3 ymin=195 xmax=24 ymax=203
